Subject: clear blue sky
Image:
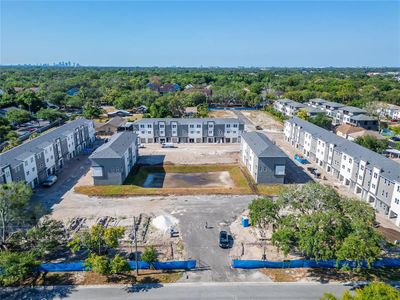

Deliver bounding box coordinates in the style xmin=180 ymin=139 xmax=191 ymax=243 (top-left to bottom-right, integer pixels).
xmin=1 ymin=1 xmax=399 ymax=67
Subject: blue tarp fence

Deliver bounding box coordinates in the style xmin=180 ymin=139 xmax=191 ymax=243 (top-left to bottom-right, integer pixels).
xmin=231 ymin=258 xmax=400 ymax=269
xmin=38 ymin=260 xmax=196 ymax=272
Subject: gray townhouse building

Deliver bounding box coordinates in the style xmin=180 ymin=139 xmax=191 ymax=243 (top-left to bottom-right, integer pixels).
xmin=241 ymin=132 xmax=288 ymax=184
xmin=89 ymin=131 xmax=138 ymax=185
xmin=284 ymin=116 xmax=400 ymax=227
xmin=0 ymin=119 xmax=96 ymax=188
xmin=129 ymin=118 xmax=245 ymax=144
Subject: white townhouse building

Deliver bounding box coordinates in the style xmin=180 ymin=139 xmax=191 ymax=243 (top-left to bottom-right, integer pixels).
xmin=0 ymin=119 xmax=95 ymax=188
xmin=129 ymin=118 xmax=245 ymax=144
xmin=284 ymin=116 xmax=400 ymax=227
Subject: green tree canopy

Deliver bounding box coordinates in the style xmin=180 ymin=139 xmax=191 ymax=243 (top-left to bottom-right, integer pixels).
xmin=36 ymin=108 xmax=66 ymax=122
xmin=68 ymin=224 xmax=125 ymax=255
xmin=321 ymin=282 xmax=400 ymax=300
xmin=6 ymin=109 xmax=31 ymax=125
xmin=0 ymin=182 xmax=33 ymax=247
xmin=355 ymin=135 xmax=388 ymax=153
xmin=0 ymin=251 xmax=39 ymax=286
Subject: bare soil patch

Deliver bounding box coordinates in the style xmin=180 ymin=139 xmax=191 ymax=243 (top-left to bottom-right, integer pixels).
xmin=208 ymin=110 xmax=237 ymax=118
xmin=143 ymin=171 xmax=234 ymax=188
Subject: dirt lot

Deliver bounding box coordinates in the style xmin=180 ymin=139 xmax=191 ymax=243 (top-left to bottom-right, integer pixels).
xmin=143 ymin=171 xmax=235 ymax=188
xmin=241 ymin=110 xmax=284 ymax=132
xmin=208 ymin=110 xmax=237 ymax=118
xmin=138 ymin=143 xmax=240 ymax=165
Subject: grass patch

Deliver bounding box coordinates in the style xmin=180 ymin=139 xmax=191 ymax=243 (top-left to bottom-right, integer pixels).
xmin=76 ymin=164 xmax=253 ymax=196
xmin=257 ymin=184 xmax=293 ymax=196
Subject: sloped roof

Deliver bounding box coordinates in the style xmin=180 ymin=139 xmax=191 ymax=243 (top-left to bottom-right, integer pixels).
xmin=89 ymin=131 xmax=137 ymax=159
xmin=0 ymin=119 xmax=93 ymax=168
xmin=336 ymin=124 xmax=364 ymax=135
xmin=288 ymin=117 xmax=400 ymax=182
xmin=241 ymin=131 xmax=287 ymax=158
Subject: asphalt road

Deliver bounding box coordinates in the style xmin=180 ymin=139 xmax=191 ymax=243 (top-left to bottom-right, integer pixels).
xmin=174 ymin=195 xmax=266 ymax=282
xmin=0 ymin=282 xmax=350 ymax=300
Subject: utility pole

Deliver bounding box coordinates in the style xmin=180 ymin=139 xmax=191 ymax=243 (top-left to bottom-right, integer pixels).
xmin=133 ymin=216 xmax=139 ymax=275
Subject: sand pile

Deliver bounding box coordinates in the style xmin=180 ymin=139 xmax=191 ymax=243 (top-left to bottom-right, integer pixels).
xmin=151 ymin=215 xmax=179 ymax=232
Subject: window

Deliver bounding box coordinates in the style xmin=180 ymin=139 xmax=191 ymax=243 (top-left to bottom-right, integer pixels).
xmin=233 ymin=131 xmax=237 ymax=134
xmin=196 ymin=124 xmax=201 ymax=128
xmin=395 ymin=198 xmax=399 ymax=205
xmin=141 ymin=131 xmax=145 ymax=134
xmin=172 ymin=124 xmax=177 ymax=128
xmin=349 ymin=158 xmax=352 ymax=163
xmin=140 ymin=124 xmax=145 ymax=128
xmin=347 ymin=168 xmax=351 ymax=173
xmin=373 ymin=173 xmax=378 ymax=179
xmin=358 ymin=175 xmax=362 ymax=180
xmin=233 ymin=124 xmax=238 ymax=128
xmin=26 ymin=171 xmax=30 ymax=175
xmin=226 ymin=124 xmax=231 ymax=128
xmin=190 ymin=131 xmax=194 ymax=134
xmin=342 ymin=165 xmax=345 ymax=169
xmin=275 ymin=165 xmax=285 ymax=176
xmin=190 ymin=125 xmax=194 ymax=128
xmin=25 ymin=161 xmax=28 ymax=166
xmin=227 ymin=131 xmax=230 ymax=134
xmin=159 ymin=124 xmax=164 ymax=128
xmin=372 ymin=184 xmax=376 ymax=189
xmin=208 ymin=131 xmax=213 ymax=135
xmin=148 ymin=131 xmax=151 ymax=134
xmin=343 ymin=155 xmax=347 ymax=160
xmin=360 ymin=165 xmax=364 ymax=171
xmin=147 ymin=124 xmax=152 ymax=128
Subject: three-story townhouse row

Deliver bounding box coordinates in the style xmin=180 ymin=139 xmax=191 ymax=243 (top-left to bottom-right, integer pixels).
xmin=130 ymin=118 xmax=244 ymax=144
xmin=0 ymin=119 xmax=96 ymax=188
xmin=284 ymin=116 xmax=400 ymax=227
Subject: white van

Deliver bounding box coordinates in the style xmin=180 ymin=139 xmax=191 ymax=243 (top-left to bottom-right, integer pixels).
xmin=161 ymin=143 xmax=175 ymax=148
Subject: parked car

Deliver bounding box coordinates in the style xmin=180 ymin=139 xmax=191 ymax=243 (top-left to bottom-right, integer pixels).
xmin=307 ymin=167 xmax=321 ymax=178
xmin=219 ymin=230 xmax=230 ymax=248
xmin=162 ymin=143 xmax=175 ymax=148
xmin=294 ymin=154 xmax=308 ymax=164
xmin=42 ymin=175 xmax=58 ymax=187
xmin=138 ymin=144 xmax=145 ymax=148
xmin=255 ymin=125 xmax=263 ymax=130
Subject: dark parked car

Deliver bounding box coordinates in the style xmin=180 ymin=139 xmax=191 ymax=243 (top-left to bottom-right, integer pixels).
xmin=307 ymin=167 xmax=321 ymax=178
xmin=255 ymin=125 xmax=263 ymax=130
xmin=219 ymin=230 xmax=230 ymax=248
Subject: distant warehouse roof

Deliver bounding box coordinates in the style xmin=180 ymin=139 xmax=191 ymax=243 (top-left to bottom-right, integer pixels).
xmin=241 ymin=131 xmax=287 ymax=158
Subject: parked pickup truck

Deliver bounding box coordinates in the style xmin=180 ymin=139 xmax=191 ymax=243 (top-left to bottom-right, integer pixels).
xmin=307 ymin=167 xmax=321 ymax=178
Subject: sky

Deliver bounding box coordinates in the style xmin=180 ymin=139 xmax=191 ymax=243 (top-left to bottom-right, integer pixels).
xmin=1 ymin=1 xmax=399 ymax=67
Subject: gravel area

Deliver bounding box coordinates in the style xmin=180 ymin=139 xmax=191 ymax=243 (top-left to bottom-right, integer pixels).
xmin=138 ymin=143 xmax=240 ymax=165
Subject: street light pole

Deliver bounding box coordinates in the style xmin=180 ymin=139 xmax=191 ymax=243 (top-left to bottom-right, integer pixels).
xmin=134 ymin=216 xmax=139 ymax=275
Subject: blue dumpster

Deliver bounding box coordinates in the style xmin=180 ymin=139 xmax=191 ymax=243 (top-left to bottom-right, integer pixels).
xmin=242 ymin=216 xmax=249 ymax=227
